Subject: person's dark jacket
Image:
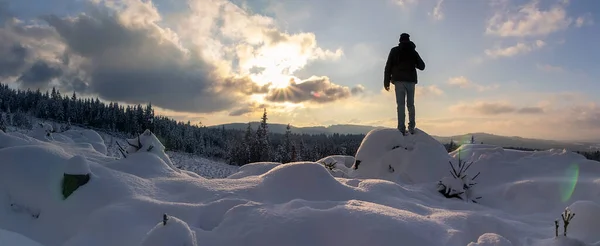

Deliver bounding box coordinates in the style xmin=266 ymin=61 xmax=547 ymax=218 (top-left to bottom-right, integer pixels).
xmin=384 ymin=41 xmax=425 ymax=88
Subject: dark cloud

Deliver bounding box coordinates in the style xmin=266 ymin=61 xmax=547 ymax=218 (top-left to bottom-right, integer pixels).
xmin=0 ymin=43 xmax=30 ymax=77
xmin=517 ymin=106 xmax=545 ymax=114
xmin=265 ymin=76 xmax=354 ymax=103
xmin=0 ymin=4 xmax=63 ymax=84
xmin=40 ymin=9 xmax=246 ymax=113
xmin=223 ymin=77 xmax=270 ymax=95
xmin=17 ymin=60 xmax=63 ymax=87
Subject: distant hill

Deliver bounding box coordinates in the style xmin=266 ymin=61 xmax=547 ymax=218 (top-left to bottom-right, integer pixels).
xmin=434 ymin=132 xmax=600 ymax=152
xmin=211 ymin=123 xmax=600 ymax=152
xmin=213 ymin=122 xmax=384 ymax=135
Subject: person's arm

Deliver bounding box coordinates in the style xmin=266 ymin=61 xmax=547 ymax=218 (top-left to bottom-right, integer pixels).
xmin=384 ymin=48 xmax=395 ymax=89
xmin=415 ymin=51 xmax=425 ymax=71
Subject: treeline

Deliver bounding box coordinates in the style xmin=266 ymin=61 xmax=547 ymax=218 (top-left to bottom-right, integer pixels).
xmin=0 ymin=83 xmax=363 ymax=165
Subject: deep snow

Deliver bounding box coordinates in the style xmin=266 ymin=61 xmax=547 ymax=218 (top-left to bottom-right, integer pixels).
xmin=1 ymin=125 xmax=600 ymax=246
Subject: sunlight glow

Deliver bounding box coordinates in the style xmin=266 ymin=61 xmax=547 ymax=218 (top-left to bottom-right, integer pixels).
xmin=239 ymin=42 xmax=311 ymax=89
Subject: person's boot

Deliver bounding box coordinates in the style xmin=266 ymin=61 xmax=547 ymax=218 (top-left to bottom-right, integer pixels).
xmin=408 ymin=128 xmax=415 ymax=135
xmin=399 ymin=128 xmax=407 ymax=136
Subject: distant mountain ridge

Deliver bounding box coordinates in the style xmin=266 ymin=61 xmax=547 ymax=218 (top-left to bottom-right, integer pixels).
xmin=211 ymin=122 xmax=600 ymax=152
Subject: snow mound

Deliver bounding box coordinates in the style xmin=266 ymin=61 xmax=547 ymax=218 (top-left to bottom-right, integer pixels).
xmin=0 ymin=229 xmax=44 ymax=246
xmin=140 ymin=215 xmax=197 ymax=246
xmin=351 ymin=128 xmax=451 ymax=183
xmin=60 ymin=129 xmax=108 ymax=155
xmin=2 ymin=126 xmax=600 ymax=246
xmin=533 ymin=237 xmax=588 ymax=246
xmin=451 ymin=144 xmax=506 ymax=162
xmin=0 ymin=131 xmax=50 ymax=149
xmin=227 ymin=162 xmax=281 ymax=179
xmin=565 ymin=200 xmax=600 ymax=244
xmin=467 ymin=233 xmax=513 ymax=246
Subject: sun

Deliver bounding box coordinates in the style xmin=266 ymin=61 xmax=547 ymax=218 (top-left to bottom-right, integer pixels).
xmin=240 ymin=43 xmax=307 ymax=89
xmin=250 ymin=72 xmax=295 ymax=89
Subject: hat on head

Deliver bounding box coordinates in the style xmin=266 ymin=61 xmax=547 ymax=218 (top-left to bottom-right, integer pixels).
xmin=399 ymin=33 xmax=410 ymax=42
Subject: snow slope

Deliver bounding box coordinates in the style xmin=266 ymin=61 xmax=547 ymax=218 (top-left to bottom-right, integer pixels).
xmin=1 ymin=127 xmax=600 ymax=246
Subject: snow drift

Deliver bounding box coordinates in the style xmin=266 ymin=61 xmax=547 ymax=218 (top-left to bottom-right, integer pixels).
xmin=1 ymin=127 xmax=600 ymax=246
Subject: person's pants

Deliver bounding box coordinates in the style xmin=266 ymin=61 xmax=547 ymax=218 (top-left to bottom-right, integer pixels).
xmin=394 ymin=81 xmax=415 ymax=131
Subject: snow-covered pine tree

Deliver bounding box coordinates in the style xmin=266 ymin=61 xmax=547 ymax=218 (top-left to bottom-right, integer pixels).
xmin=283 ymin=123 xmax=292 ymax=163
xmin=244 ymin=122 xmax=255 ymax=164
xmin=290 ymin=144 xmax=297 ymax=162
xmin=0 ymin=113 xmax=6 ymax=132
xmin=255 ymin=108 xmax=271 ymax=162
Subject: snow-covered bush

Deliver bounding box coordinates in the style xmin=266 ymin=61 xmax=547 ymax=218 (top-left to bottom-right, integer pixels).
xmin=116 ymin=129 xmax=180 ymax=173
xmin=437 ymin=152 xmax=481 ymax=203
xmin=31 ymin=122 xmax=54 ymax=141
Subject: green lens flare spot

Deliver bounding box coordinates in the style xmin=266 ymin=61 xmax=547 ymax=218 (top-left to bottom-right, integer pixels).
xmin=560 ymin=163 xmax=579 ymax=202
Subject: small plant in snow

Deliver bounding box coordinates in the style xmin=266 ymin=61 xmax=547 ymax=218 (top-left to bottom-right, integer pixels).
xmin=163 ymin=213 xmax=169 ymax=225
xmin=557 ymin=207 xmax=575 ymax=237
xmin=318 ymin=160 xmax=337 ymax=171
xmin=437 ymin=151 xmax=482 ymax=203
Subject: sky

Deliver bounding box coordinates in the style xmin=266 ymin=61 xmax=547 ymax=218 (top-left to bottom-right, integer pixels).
xmin=1 ymin=0 xmax=599 ymax=141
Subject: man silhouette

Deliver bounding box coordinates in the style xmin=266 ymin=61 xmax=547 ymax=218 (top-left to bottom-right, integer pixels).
xmin=384 ymin=33 xmax=425 ymax=135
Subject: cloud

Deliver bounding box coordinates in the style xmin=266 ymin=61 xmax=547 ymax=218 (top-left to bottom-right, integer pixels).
xmin=536 ymin=63 xmax=564 ymax=72
xmin=393 ymin=0 xmax=418 ymax=8
xmin=484 ymin=40 xmax=545 ymax=58
xmin=449 ymin=101 xmax=545 ymax=115
xmin=228 ymin=102 xmax=267 ymax=116
xmin=486 ymin=0 xmax=573 ymax=37
xmin=17 ymin=60 xmax=63 ymax=87
xmin=0 ymin=0 xmax=359 ymax=114
xmin=351 ymin=84 xmax=366 ymax=94
xmin=430 ymin=0 xmax=445 ymax=21
xmin=566 ymin=103 xmax=600 ymax=129
xmin=447 ymin=76 xmax=499 ymax=91
xmin=416 ymin=85 xmax=444 ymax=96
xmin=575 ymin=13 xmax=594 ymax=27
xmin=265 ymin=76 xmax=360 ymax=104
xmin=0 ymin=6 xmax=65 ymax=84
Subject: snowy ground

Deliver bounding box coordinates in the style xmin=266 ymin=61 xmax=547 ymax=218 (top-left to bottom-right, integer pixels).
xmin=1 ymin=124 xmax=600 ymax=246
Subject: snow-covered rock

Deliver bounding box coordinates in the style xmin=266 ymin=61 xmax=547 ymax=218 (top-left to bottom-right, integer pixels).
xmin=350 ymin=128 xmax=452 ymax=184
xmin=65 ymin=155 xmax=91 ymax=175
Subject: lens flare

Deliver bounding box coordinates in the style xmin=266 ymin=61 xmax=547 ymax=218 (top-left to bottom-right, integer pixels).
xmin=560 ymin=163 xmax=579 ymax=202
